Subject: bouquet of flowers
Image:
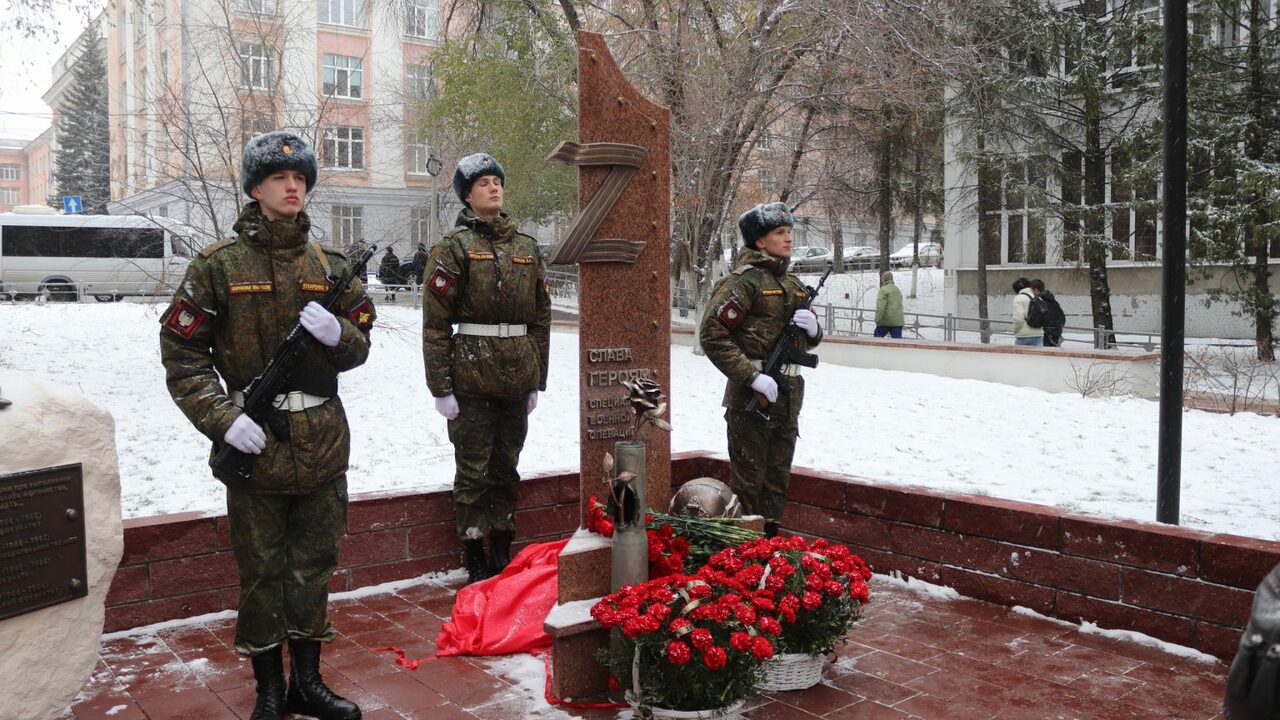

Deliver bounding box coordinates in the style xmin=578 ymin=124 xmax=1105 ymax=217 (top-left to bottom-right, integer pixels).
xmin=591 ymin=573 xmax=774 ymax=714
xmin=699 ymin=536 xmax=872 ymax=658
xmin=587 ymin=496 xmax=690 ymax=579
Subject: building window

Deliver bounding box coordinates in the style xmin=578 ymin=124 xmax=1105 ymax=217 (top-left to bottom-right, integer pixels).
xmin=0 ymin=188 xmax=19 ymax=204
xmin=318 ymin=0 xmax=364 ymax=27
xmin=406 ymin=64 xmax=431 ymax=101
xmin=323 ymin=126 xmax=364 ymax=169
xmin=238 ymin=0 xmax=277 ymax=13
xmin=409 ymin=207 xmax=431 ymax=246
xmin=406 ymin=0 xmax=439 ymax=40
xmin=239 ymin=43 xmax=273 ymax=90
xmin=1000 ymin=158 xmax=1047 ymax=264
xmin=332 ymin=205 xmax=363 ymax=245
xmin=323 ymin=54 xmax=363 ymax=99
xmin=240 ymin=115 xmax=275 ymax=150
xmin=0 ymin=164 xmax=20 ymax=181
xmin=407 ymin=132 xmax=432 ymax=174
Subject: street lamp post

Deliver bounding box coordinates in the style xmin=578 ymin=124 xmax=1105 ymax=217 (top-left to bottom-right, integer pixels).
xmin=426 ymin=155 xmax=443 ymax=249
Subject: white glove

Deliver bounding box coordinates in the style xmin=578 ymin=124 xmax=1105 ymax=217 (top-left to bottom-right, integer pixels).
xmin=299 ymin=302 xmax=341 ymax=347
xmin=224 ymin=414 xmax=266 ymax=454
xmin=435 ymin=394 xmax=460 ymax=420
xmin=750 ymin=373 xmax=779 ymax=403
xmin=526 ymin=390 xmax=539 ymax=414
xmin=792 ymin=308 xmax=819 ymax=338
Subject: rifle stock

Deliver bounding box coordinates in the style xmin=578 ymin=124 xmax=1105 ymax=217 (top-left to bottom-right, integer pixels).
xmin=210 ymin=245 xmax=376 ymax=488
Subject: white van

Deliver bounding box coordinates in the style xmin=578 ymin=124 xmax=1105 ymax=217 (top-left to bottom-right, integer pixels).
xmin=0 ymin=213 xmax=195 ymax=302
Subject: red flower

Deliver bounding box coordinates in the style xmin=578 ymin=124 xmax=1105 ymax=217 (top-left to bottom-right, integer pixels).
xmin=730 ymin=631 xmax=752 ymax=652
xmin=758 ymin=616 xmax=782 ymax=636
xmin=702 ymin=646 xmax=727 ymax=671
xmin=750 ymin=636 xmax=775 ymax=661
xmin=824 ymin=580 xmax=844 ymax=596
xmin=689 ymin=628 xmax=713 ymax=651
xmin=608 ymin=675 xmax=621 ymax=692
xmin=666 ymin=640 xmax=692 ymax=665
xmin=669 ymin=617 xmax=692 ymax=634
xmin=802 ymin=591 xmax=823 ymax=610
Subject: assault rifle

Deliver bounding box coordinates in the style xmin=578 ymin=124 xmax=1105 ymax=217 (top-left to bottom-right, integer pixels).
xmin=746 ymin=261 xmax=833 ymax=422
xmin=210 ymin=244 xmax=376 ymax=487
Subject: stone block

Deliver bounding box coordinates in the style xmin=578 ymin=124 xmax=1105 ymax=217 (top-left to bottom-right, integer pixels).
xmin=558 ymin=533 xmax=612 ymax=604
xmin=1200 ymin=533 xmax=1280 ymax=589
xmin=844 ymin=482 xmax=946 ymax=527
xmin=339 ymin=527 xmax=409 ymax=567
xmin=941 ymin=496 xmax=1061 ymax=549
xmin=549 ymin=627 xmax=611 ymax=700
xmin=149 ymin=552 xmax=238 ymax=598
xmin=1061 ymin=517 xmax=1203 ymax=576
xmin=1121 ymin=568 xmax=1253 ymax=627
xmin=938 ymin=566 xmax=1055 ymax=615
xmin=1055 ymin=591 xmax=1197 ymax=648
xmin=888 ymin=524 xmax=1004 ymax=574
xmin=998 ymin=546 xmax=1121 ymax=600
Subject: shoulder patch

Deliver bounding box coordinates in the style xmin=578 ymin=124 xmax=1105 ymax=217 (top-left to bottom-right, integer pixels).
xmin=348 ymin=298 xmax=375 ymax=331
xmin=198 ymin=237 xmax=236 ymax=258
xmin=512 ymin=255 xmax=536 ymax=265
xmin=162 ymin=298 xmax=208 ymax=339
xmin=427 ymin=264 xmax=456 ymax=297
xmin=716 ymin=298 xmax=747 ymax=329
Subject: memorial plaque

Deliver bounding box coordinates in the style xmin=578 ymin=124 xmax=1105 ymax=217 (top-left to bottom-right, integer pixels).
xmin=0 ymin=464 xmax=87 ymax=621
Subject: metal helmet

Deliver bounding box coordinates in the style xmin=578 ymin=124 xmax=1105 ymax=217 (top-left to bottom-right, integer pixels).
xmin=668 ymin=477 xmax=743 ymax=519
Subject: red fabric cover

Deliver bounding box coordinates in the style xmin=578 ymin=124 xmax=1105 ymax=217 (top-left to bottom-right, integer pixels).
xmin=435 ymin=539 xmax=568 ymax=657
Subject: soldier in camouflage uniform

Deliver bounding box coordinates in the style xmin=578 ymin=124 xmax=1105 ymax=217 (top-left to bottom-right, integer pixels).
xmin=422 ymin=153 xmax=551 ymax=584
xmin=699 ymin=202 xmax=823 ymax=538
xmin=159 ymin=131 xmax=372 ymax=720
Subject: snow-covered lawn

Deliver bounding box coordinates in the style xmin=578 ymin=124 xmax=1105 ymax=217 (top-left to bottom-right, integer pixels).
xmin=2 ymin=300 xmax=1278 ymax=540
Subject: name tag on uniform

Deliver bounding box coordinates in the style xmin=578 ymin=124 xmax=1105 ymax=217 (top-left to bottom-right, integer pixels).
xmin=301 ymin=281 xmax=330 ymax=292
xmin=467 ymin=251 xmax=495 ymax=261
xmin=229 ymin=282 xmax=273 ymax=294
xmin=760 ymin=288 xmax=784 ymax=296
xmin=794 ymin=290 xmax=807 ymax=298
xmin=512 ymin=255 xmax=536 ymax=265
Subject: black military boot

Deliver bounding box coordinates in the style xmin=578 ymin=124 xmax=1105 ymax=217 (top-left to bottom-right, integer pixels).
xmin=490 ymin=530 xmax=514 ymax=575
xmin=248 ymin=645 xmax=286 ymax=720
xmin=463 ymin=539 xmax=490 ymax=584
xmin=285 ymin=640 xmax=361 ymax=720
xmin=763 ymin=520 xmax=781 ymax=538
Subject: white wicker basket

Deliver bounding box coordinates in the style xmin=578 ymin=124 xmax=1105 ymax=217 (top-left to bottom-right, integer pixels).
xmin=627 ymin=693 xmax=746 ymax=720
xmin=758 ymin=652 xmax=824 ymax=692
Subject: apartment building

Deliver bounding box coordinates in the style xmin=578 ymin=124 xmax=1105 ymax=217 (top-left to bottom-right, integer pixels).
xmin=104 ymin=0 xmax=452 ymax=254
xmin=0 ymin=139 xmax=27 ymax=212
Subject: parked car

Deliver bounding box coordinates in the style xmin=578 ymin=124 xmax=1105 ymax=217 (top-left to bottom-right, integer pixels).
xmin=840 ymin=245 xmax=879 ymax=271
xmin=889 ymin=242 xmax=943 ymax=268
xmin=789 ymin=245 xmax=833 ymax=272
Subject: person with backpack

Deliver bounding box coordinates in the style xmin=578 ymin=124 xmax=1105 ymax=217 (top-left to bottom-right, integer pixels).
xmin=1011 ymin=277 xmax=1043 ymax=346
xmin=1030 ymin=278 xmax=1066 ymax=347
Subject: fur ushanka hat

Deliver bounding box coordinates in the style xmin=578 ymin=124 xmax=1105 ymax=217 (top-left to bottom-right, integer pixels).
xmin=452 ymin=153 xmax=507 ymax=206
xmin=738 ymin=201 xmax=795 ymax=248
xmin=241 ymin=131 xmax=318 ymax=197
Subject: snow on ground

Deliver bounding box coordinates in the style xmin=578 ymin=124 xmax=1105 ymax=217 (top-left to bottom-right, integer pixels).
xmin=2 ymin=300 xmax=1279 ymax=539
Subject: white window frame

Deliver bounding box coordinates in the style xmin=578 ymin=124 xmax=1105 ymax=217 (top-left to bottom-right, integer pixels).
xmin=409 ymin=207 xmax=430 ymax=246
xmin=0 ymin=188 xmax=20 ymax=204
xmin=318 ymin=0 xmax=364 ymax=27
xmin=237 ymin=0 xmax=277 ymax=13
xmin=323 ymin=126 xmax=365 ymax=170
xmin=407 ymin=133 xmax=432 ymax=174
xmin=239 ymin=42 xmax=273 ymax=90
xmin=406 ymin=64 xmax=431 ymax=101
xmin=332 ymin=205 xmax=363 ymax=245
xmin=323 ymin=54 xmax=363 ymax=99
xmin=406 ymin=0 xmax=439 ymax=40
xmin=0 ymin=164 xmax=20 ymax=181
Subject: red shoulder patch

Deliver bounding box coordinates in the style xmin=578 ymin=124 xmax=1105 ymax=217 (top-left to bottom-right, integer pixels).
xmin=427 ymin=265 xmax=456 ymax=297
xmin=163 ymin=298 xmax=207 ymax=340
xmin=348 ymin=298 xmax=375 ymax=331
xmin=716 ymin=299 xmax=746 ymax=329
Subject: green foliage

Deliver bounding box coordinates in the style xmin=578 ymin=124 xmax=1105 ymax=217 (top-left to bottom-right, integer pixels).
xmin=423 ymin=13 xmax=577 ymax=224
xmin=53 ymin=32 xmax=110 ymax=213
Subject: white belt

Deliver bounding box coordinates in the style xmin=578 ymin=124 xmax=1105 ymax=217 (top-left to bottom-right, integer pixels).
xmin=750 ymin=359 xmax=800 ymax=377
xmin=455 ymin=322 xmax=527 ymax=338
xmin=231 ymin=390 xmax=330 ymax=412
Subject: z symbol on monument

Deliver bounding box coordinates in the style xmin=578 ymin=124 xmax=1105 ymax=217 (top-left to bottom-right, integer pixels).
xmin=545 ymin=142 xmax=649 ymax=265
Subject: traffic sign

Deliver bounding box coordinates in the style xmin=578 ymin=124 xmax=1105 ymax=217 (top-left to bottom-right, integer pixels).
xmin=63 ymin=196 xmax=82 ymax=214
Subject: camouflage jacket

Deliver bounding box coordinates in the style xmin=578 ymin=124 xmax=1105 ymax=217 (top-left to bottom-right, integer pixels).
xmin=422 ymin=209 xmax=551 ymax=401
xmin=699 ymin=248 xmax=823 ymax=410
xmin=159 ymin=202 xmax=376 ymax=494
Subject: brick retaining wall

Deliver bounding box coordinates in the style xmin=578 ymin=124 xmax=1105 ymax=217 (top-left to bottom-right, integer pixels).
xmin=106 ymin=452 xmax=1278 ymax=661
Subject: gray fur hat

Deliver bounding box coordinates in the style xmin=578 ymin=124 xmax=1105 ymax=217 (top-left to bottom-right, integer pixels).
xmin=738 ymin=201 xmax=794 ymax=248
xmin=241 ymin=131 xmax=318 ymax=197
xmin=452 ymin=153 xmax=506 ymax=205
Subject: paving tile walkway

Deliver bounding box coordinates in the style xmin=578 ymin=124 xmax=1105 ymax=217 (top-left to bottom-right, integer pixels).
xmin=65 ymin=575 xmax=1228 ymax=719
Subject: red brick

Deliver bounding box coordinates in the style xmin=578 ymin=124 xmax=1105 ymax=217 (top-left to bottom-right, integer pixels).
xmin=345 ymin=492 xmax=453 ymax=534
xmin=671 ymin=453 xmax=709 ymax=485
xmin=941 ymin=497 xmax=1061 ymax=549
xmin=1121 ymin=568 xmax=1252 ymax=627
xmin=1000 ymin=546 xmax=1122 ymax=599
xmin=407 ymin=522 xmax=458 ymax=558
xmin=220 ymin=587 xmax=242 ymax=610
xmin=104 ymin=591 xmax=225 ymax=632
xmin=348 ymin=555 xmax=457 ymax=590
xmin=106 ymin=564 xmax=150 ymax=605
xmin=697 ymin=455 xmax=733 ymax=484
xmin=517 ymin=475 xmax=560 ymax=508
xmin=557 ymin=475 xmax=582 ymax=504
xmin=786 ymin=472 xmax=845 ymax=510
xmin=783 ymin=504 xmax=891 ymax=550
xmin=1061 ymin=517 xmax=1202 ymax=576
xmin=889 ymin=524 xmax=1004 ymax=574
xmin=340 ymin=528 xmax=409 ymax=567
xmin=857 ymin=546 xmax=943 ymax=583
xmin=515 ymin=502 xmax=578 ymax=539
xmin=1056 ymin=592 xmax=1196 ymax=647
xmin=121 ymin=517 xmax=219 ymax=565
xmin=150 ymin=552 xmax=239 ymax=599
xmin=845 ymin=482 xmax=946 ymax=527
xmin=1200 ymin=533 xmax=1280 ymax=589
xmin=1196 ymin=620 xmax=1245 ymax=662
xmin=938 ymin=566 xmax=1055 ymax=614
xmin=215 ymin=517 xmax=232 ymax=550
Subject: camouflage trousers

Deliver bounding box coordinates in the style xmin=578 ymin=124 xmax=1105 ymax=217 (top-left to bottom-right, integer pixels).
xmin=448 ymin=396 xmax=528 ymax=540
xmin=225 ymin=475 xmax=347 ymax=657
xmin=725 ymin=388 xmax=801 ymax=522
